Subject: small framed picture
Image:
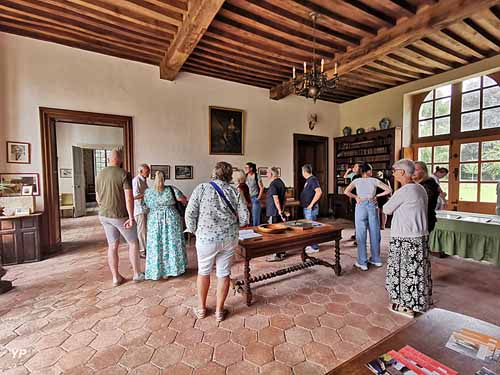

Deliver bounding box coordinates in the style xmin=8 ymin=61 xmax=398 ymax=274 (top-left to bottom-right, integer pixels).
xmin=275 ymin=167 xmax=282 ymax=177
xmin=15 ymin=207 xmax=31 ymax=216
xmin=175 ymin=165 xmax=193 ymax=180
xmin=59 ymin=168 xmax=72 ymax=178
xmin=6 ymin=141 xmax=31 ymax=164
xmin=258 ymin=167 xmax=268 ymax=177
xmin=0 ymin=173 xmax=40 ymax=196
xmin=21 ymin=185 xmax=33 ymax=196
xmin=150 ymin=165 xmax=170 ymax=180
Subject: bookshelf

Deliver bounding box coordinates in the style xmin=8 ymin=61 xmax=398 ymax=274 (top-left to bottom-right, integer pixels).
xmin=334 ymin=127 xmax=403 ymax=193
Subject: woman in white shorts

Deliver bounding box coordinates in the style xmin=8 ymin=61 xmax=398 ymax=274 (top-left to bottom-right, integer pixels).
xmin=185 ymin=162 xmax=249 ymax=322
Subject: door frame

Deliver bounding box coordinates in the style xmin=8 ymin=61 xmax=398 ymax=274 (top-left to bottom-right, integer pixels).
xmin=293 ymin=134 xmax=329 ymax=216
xmin=39 ymin=107 xmax=134 ymax=255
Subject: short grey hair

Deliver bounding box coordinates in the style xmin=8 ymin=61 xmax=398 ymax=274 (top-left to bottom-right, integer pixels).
xmin=109 ymin=148 xmax=123 ymax=163
xmin=302 ymin=164 xmax=312 ymax=174
xmin=138 ymin=163 xmax=149 ymax=173
xmin=393 ymin=159 xmax=415 ymax=176
xmin=212 ymin=161 xmax=233 ymax=183
xmin=269 ymin=167 xmax=280 ymax=177
xmin=234 ymin=170 xmax=246 ymax=184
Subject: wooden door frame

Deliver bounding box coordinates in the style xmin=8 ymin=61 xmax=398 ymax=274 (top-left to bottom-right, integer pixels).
xmin=39 ymin=107 xmax=134 ymax=255
xmin=293 ymin=134 xmax=329 ymax=216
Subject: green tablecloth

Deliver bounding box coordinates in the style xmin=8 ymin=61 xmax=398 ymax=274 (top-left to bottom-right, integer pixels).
xmin=429 ymin=218 xmax=500 ymax=266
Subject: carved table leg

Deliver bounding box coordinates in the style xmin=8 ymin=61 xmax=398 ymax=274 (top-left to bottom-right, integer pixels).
xmin=334 ymin=238 xmax=342 ymax=276
xmin=243 ymin=257 xmax=252 ymax=306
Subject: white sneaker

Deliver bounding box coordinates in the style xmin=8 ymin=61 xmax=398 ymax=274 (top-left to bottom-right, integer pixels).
xmin=368 ymin=260 xmax=383 ymax=267
xmin=354 ymin=262 xmax=368 ymax=271
xmin=305 ymin=246 xmax=319 ymax=254
xmin=133 ymin=272 xmax=145 ymax=282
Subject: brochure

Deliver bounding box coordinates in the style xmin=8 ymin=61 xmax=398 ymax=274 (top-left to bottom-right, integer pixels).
xmin=446 ymin=328 xmax=500 ymax=363
xmin=238 ymin=229 xmax=262 ymax=241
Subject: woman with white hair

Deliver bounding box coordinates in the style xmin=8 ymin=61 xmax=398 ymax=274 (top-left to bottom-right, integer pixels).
xmin=383 ymin=159 xmax=432 ymax=318
xmin=143 ymin=171 xmax=188 ymax=280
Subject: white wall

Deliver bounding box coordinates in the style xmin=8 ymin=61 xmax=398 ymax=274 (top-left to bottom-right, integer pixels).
xmin=0 ymin=32 xmax=340 ymax=210
xmin=55 ymin=122 xmax=123 ymax=194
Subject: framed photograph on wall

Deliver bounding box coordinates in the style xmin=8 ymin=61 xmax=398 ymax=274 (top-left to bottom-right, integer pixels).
xmin=175 ymin=165 xmax=193 ymax=180
xmin=21 ymin=185 xmax=33 ymax=196
xmin=258 ymin=167 xmax=268 ymax=177
xmin=209 ymin=106 xmax=244 ymax=155
xmin=150 ymin=165 xmax=170 ymax=180
xmin=59 ymin=168 xmax=72 ymax=178
xmin=0 ymin=173 xmax=40 ymax=196
xmin=6 ymin=141 xmax=31 ymax=164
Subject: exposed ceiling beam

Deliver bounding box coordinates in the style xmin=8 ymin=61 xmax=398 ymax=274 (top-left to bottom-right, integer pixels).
xmin=160 ymin=0 xmax=225 ymax=80
xmin=270 ymin=0 xmax=499 ymax=100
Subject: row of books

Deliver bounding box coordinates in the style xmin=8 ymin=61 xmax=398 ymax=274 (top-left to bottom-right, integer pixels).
xmin=337 ymin=146 xmax=388 ymax=158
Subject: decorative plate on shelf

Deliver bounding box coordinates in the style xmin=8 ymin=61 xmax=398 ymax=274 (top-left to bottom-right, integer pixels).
xmin=379 ymin=117 xmax=391 ymax=129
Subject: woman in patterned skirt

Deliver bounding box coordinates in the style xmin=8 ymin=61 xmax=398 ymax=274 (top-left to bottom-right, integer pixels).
xmin=383 ymin=159 xmax=432 ymax=318
xmin=144 ymin=171 xmax=187 ymax=280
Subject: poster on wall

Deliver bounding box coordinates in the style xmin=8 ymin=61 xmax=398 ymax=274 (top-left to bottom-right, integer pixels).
xmin=59 ymin=168 xmax=72 ymax=178
xmin=0 ymin=173 xmax=40 ymax=196
xmin=209 ymin=106 xmax=244 ymax=155
xmin=150 ymin=165 xmax=170 ymax=180
xmin=175 ymin=166 xmax=193 ymax=180
xmin=6 ymin=141 xmax=31 ymax=164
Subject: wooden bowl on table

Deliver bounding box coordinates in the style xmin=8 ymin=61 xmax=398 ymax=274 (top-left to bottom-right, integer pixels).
xmin=256 ymin=223 xmax=288 ymax=234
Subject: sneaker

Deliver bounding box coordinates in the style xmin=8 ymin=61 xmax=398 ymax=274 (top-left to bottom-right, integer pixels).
xmin=133 ymin=272 xmax=145 ymax=282
xmin=305 ymin=246 xmax=319 ymax=254
xmin=266 ymin=254 xmax=284 ymax=262
xmin=354 ymin=262 xmax=368 ymax=271
xmin=368 ymin=259 xmax=383 ymax=267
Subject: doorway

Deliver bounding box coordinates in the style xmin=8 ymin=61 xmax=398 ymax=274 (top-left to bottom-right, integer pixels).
xmin=293 ymin=134 xmax=329 ymax=216
xmin=40 ymin=108 xmax=133 ymax=255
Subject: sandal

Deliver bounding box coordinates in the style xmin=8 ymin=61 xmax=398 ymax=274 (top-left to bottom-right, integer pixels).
xmin=215 ymin=309 xmax=228 ymax=323
xmin=193 ymin=307 xmax=207 ymax=319
xmin=112 ymin=275 xmax=125 ymax=287
xmin=389 ymin=303 xmax=414 ymax=318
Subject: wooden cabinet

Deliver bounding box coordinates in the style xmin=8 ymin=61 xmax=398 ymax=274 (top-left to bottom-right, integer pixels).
xmin=0 ymin=213 xmax=42 ymax=266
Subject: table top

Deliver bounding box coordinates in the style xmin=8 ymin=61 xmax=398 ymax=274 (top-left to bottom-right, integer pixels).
xmin=329 ymin=308 xmax=500 ymax=375
xmin=0 ymin=212 xmax=43 ymax=220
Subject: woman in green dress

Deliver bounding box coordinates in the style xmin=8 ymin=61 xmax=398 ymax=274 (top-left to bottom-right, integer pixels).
xmin=144 ymin=170 xmax=187 ymax=280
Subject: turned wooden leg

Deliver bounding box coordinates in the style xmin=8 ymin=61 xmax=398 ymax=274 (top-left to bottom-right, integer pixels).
xmin=334 ymin=239 xmax=342 ymax=276
xmin=243 ymin=257 xmax=252 ymax=306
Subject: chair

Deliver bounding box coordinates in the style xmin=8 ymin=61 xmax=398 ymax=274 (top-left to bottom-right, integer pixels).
xmin=60 ymin=193 xmax=74 ymax=218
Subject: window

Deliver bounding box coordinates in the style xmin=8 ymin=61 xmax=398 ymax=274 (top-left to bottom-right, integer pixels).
xmin=94 ymin=150 xmax=111 ymax=176
xmin=461 ymin=76 xmax=500 ymax=132
xmin=418 ymin=84 xmax=451 ymax=137
xmin=417 ymin=145 xmax=449 ymax=196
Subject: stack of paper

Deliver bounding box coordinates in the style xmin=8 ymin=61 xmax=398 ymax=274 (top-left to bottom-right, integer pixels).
xmin=238 ymin=229 xmax=262 ymax=241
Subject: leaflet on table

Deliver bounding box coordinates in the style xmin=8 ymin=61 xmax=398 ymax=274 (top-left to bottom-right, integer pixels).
xmin=366 ymin=345 xmax=457 ymax=375
xmin=446 ymin=328 xmax=500 ymax=363
xmin=475 ymin=367 xmax=498 ymax=375
xmin=238 ymin=229 xmax=262 ymax=240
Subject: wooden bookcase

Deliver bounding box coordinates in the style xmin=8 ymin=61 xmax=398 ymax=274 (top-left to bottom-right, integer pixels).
xmin=334 ymin=128 xmax=403 ymax=194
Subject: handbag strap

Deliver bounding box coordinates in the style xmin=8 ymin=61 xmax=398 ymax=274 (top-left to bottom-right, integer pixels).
xmin=209 ymin=181 xmax=237 ymax=218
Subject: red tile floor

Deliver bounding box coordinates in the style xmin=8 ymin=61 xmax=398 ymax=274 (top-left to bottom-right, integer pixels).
xmin=1 ymin=215 xmax=499 ymax=374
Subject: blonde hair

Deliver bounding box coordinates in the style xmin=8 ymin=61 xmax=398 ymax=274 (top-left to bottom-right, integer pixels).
xmin=154 ymin=171 xmax=165 ymax=192
xmin=234 ymin=170 xmax=246 ymax=184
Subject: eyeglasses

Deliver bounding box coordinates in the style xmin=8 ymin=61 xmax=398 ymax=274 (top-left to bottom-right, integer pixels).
xmin=391 ymin=168 xmax=404 ymax=174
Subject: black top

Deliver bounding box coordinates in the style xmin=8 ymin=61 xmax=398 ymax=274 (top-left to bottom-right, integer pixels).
xmin=266 ymin=178 xmax=286 ymax=217
xmin=300 ymin=175 xmax=321 ymax=208
xmin=420 ymin=177 xmax=440 ymax=232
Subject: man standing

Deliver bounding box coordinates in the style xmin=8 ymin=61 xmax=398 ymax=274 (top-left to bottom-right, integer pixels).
xmin=133 ymin=164 xmax=150 ymax=258
xmin=266 ymin=167 xmax=287 ymax=262
xmin=300 ymin=164 xmax=323 ymax=254
xmin=96 ymin=149 xmax=144 ymax=286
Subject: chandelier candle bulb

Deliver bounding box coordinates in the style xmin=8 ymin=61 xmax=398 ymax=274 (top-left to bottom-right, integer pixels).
xmin=334 ymin=62 xmax=337 ymax=75
xmin=304 ymin=61 xmax=307 ymax=73
xmin=321 ymin=59 xmax=324 ymax=73
xmin=293 ymin=66 xmax=296 ymax=79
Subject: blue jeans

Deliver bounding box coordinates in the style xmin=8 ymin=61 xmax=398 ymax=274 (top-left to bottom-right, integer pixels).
xmin=355 ymin=201 xmax=381 ymax=266
xmin=251 ymin=196 xmax=261 ymax=226
xmin=304 ymin=205 xmax=320 ymax=250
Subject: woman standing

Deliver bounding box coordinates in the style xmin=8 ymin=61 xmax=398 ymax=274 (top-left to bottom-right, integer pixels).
xmin=144 ymin=171 xmax=188 ymax=280
xmin=235 ymin=170 xmax=252 ymax=213
xmin=245 ymin=162 xmax=264 ymax=226
xmin=413 ymin=161 xmax=440 ymax=233
xmin=383 ymin=159 xmax=432 ymax=318
xmin=344 ymin=163 xmax=392 ymax=271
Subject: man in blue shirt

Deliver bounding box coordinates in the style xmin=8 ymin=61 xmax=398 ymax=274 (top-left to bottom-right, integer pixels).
xmin=265 ymin=167 xmax=287 ymax=262
xmin=300 ymin=164 xmax=323 ymax=253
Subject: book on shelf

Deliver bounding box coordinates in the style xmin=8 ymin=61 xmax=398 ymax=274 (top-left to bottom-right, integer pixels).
xmin=445 ymin=328 xmax=500 ymax=363
xmin=366 ymin=345 xmax=457 ymax=375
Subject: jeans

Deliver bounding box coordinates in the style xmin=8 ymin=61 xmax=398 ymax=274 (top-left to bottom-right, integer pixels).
xmin=304 ymin=205 xmax=320 ymax=250
xmin=355 ymin=201 xmax=381 ymax=266
xmin=251 ymin=196 xmax=261 ymax=226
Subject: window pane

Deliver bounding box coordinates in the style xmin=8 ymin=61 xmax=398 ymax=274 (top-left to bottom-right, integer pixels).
xmin=434 ymin=145 xmax=449 ymax=163
xmin=483 ymin=107 xmax=500 ymax=129
xmin=435 ymin=117 xmax=450 ymax=135
xmin=480 ymin=184 xmax=497 ymax=203
xmin=482 ymin=140 xmax=500 ymax=161
xmin=459 ymin=183 xmax=478 ymax=202
xmin=441 ymin=183 xmax=449 ymax=197
xmin=460 ymin=143 xmax=479 ymax=162
xmin=461 ymin=91 xmax=480 ymax=112
xmin=461 ymin=111 xmax=480 ymax=131
xmin=419 ymin=102 xmax=433 ymax=120
xmin=418 ymin=147 xmax=432 ymax=164
xmin=483 ymin=86 xmax=500 ymax=108
xmin=419 ymin=120 xmax=433 ymax=137
xmin=483 ymin=76 xmax=497 ymax=87
xmin=423 ymin=91 xmax=434 ymax=102
xmin=435 ymin=98 xmax=451 ymax=116
xmin=462 ymin=77 xmax=481 ymax=92
xmin=481 ymin=162 xmax=500 ymax=181
xmin=460 ymin=163 xmax=478 ymax=181
xmin=435 ymin=85 xmax=451 ymax=98
xmin=437 ymin=164 xmax=449 ymax=182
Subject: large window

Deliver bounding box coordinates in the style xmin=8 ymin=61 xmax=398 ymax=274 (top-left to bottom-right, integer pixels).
xmin=418 ymin=85 xmax=451 ymax=137
xmin=94 ymin=150 xmax=112 ymax=176
xmin=417 ymin=144 xmax=449 ymax=196
xmin=461 ymin=76 xmax=500 ymax=132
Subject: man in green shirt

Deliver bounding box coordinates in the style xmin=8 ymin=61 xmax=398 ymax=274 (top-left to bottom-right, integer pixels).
xmin=96 ymin=149 xmax=144 ymax=286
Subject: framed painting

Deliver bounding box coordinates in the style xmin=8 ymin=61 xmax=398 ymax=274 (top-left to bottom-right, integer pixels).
xmin=150 ymin=165 xmax=170 ymax=180
xmin=175 ymin=165 xmax=193 ymax=180
xmin=0 ymin=173 xmax=40 ymax=196
xmin=59 ymin=168 xmax=72 ymax=178
xmin=6 ymin=141 xmax=31 ymax=164
xmin=258 ymin=167 xmax=268 ymax=177
xmin=209 ymin=106 xmax=244 ymax=155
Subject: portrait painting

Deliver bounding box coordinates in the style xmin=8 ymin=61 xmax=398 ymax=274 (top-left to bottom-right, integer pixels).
xmin=150 ymin=165 xmax=170 ymax=180
xmin=175 ymin=165 xmax=193 ymax=180
xmin=6 ymin=141 xmax=31 ymax=164
xmin=0 ymin=173 xmax=40 ymax=196
xmin=209 ymin=106 xmax=244 ymax=155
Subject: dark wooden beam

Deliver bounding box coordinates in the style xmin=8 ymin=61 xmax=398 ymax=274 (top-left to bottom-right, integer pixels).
xmin=405 ymin=44 xmax=461 ymax=69
xmin=343 ymin=0 xmax=396 ymax=26
xmin=420 ymin=37 xmax=476 ymax=64
xmin=463 ymin=18 xmax=500 ymax=48
xmin=160 ymin=0 xmax=225 ymax=80
xmin=440 ymin=28 xmax=491 ymax=57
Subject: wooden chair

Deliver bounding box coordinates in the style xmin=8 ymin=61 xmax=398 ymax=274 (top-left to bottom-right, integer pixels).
xmin=60 ymin=193 xmax=74 ymax=218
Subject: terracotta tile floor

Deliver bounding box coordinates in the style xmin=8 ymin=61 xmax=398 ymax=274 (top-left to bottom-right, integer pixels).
xmin=1 ymin=215 xmax=499 ymax=374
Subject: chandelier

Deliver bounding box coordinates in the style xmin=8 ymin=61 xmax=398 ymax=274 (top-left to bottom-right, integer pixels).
xmin=292 ymin=13 xmax=339 ymax=103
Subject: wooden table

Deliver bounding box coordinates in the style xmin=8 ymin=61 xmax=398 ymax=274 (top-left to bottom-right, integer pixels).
xmin=328 ymin=308 xmax=500 ymax=374
xmin=234 ymin=223 xmax=342 ymax=306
